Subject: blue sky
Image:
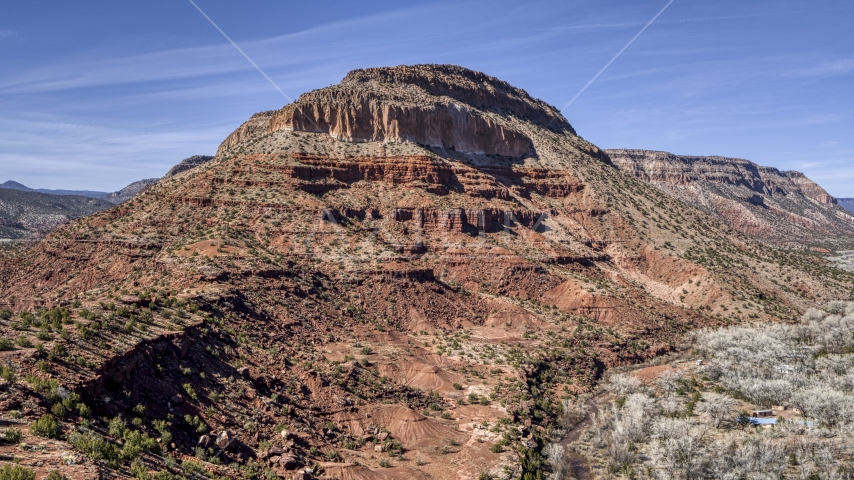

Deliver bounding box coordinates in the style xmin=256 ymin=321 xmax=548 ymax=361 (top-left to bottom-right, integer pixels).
xmin=1 ymin=0 xmax=852 ymax=197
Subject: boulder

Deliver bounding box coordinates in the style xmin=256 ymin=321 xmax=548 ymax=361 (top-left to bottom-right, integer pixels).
xmin=237 ymin=367 xmax=250 ymax=378
xmin=197 ymin=435 xmax=210 ymax=447
xmin=216 ymin=430 xmax=236 ymax=450
xmin=263 ymin=446 xmax=285 ymax=460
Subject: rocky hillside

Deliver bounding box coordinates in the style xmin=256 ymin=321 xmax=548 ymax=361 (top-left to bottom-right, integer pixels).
xmin=0 ymin=189 xmax=115 ymax=239
xmin=606 ymin=149 xmax=854 ymax=248
xmin=101 ymin=178 xmax=160 ymax=205
xmin=1 ymin=65 xmax=852 ymax=480
xmin=163 ymin=155 xmax=214 ymax=180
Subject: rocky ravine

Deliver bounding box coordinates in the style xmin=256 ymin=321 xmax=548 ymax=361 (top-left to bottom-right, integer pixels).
xmin=607 ymin=149 xmax=854 ymax=248
xmin=1 ymin=65 xmax=852 ymax=480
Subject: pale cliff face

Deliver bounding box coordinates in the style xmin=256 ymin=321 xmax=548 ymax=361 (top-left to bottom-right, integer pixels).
xmin=218 ymin=64 xmax=579 ymax=159
xmin=607 ymin=149 xmax=854 ymax=243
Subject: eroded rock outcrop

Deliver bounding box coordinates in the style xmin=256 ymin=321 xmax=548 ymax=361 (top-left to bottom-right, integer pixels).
xmin=218 ymin=65 xmax=583 ymax=158
xmin=607 ymin=149 xmax=854 ymax=244
xmin=163 ymin=155 xmax=214 ymax=179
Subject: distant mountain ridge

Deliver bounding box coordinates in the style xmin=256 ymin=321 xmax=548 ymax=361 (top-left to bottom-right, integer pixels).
xmin=0 ymin=188 xmax=114 ymax=239
xmin=606 ymin=149 xmax=854 ymax=247
xmin=0 ymin=155 xmax=212 ymax=238
xmin=0 ymin=180 xmax=109 ymax=199
xmin=1 ymin=154 xmax=214 ymax=206
xmin=839 ymin=198 xmax=854 ymax=214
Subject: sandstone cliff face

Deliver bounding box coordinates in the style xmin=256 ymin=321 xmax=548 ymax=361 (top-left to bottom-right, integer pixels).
xmin=162 ymin=155 xmax=214 ymax=179
xmin=608 ymin=150 xmax=834 ymax=203
xmin=216 ymin=110 xmax=276 ymax=156
xmin=270 ymin=90 xmax=534 ymax=157
xmin=218 ymin=65 xmax=583 ymax=158
xmin=101 ymin=178 xmax=158 ymax=205
xmin=607 ymin=149 xmax=854 ymax=244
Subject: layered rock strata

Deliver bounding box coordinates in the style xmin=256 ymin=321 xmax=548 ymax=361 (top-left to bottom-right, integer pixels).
xmin=607 ymin=149 xmax=854 ymax=244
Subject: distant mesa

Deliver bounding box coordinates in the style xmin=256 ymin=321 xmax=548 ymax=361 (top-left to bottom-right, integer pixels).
xmin=219 ymin=64 xmax=584 ymax=160
xmin=606 ymin=149 xmax=854 ymax=246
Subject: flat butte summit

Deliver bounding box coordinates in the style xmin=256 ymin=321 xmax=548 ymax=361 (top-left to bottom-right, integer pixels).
xmin=0 ymin=64 xmax=852 ymax=480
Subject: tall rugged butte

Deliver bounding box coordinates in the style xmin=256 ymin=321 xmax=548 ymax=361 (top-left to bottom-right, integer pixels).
xmin=1 ymin=65 xmax=853 ymax=479
xmin=606 ymin=149 xmax=854 ymax=249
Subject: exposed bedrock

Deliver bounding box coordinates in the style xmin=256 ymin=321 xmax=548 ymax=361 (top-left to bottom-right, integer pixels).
xmin=270 ymin=90 xmax=534 ymax=157
xmin=608 ymin=149 xmax=836 ymax=204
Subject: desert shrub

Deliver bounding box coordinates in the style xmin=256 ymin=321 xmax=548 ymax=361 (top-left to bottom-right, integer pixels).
xmin=108 ymin=416 xmax=127 ymax=438
xmin=0 ymin=338 xmax=13 ymax=351
xmin=3 ymin=427 xmax=23 ymax=444
xmin=0 ymin=365 xmax=15 ymax=384
xmin=30 ymin=414 xmax=59 ymax=438
xmin=182 ymin=383 xmax=198 ymax=400
xmin=26 ymin=375 xmax=59 ymax=400
xmin=130 ymin=458 xmax=149 ymax=479
xmin=0 ymin=464 xmax=35 ymax=480
xmin=67 ymin=430 xmax=120 ymax=464
xmin=44 ymin=472 xmax=67 ymax=480
xmin=51 ymin=402 xmax=67 ymax=418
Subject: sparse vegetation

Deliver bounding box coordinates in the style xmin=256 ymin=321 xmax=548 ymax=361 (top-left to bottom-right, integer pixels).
xmin=29 ymin=414 xmax=59 ymax=438
xmin=573 ymin=302 xmax=854 ymax=478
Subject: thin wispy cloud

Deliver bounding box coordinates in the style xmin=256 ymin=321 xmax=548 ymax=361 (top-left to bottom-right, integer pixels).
xmin=0 ymin=29 xmax=17 ymax=38
xmin=550 ymin=14 xmax=755 ymax=32
xmin=785 ymin=58 xmax=854 ymax=78
xmin=0 ymin=6 xmax=431 ymax=96
xmin=0 ymin=115 xmax=219 ymax=190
